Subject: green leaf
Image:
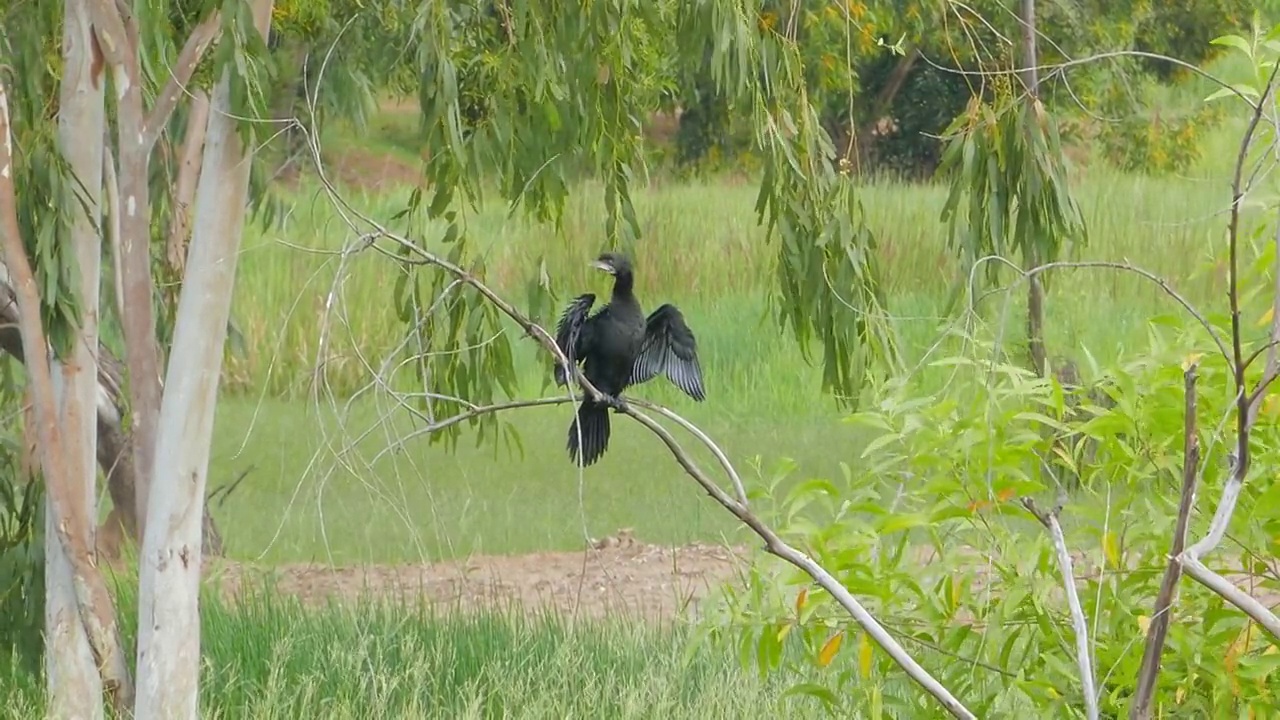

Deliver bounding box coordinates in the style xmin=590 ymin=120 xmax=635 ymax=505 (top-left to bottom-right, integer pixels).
xmin=1210 ymin=33 xmax=1254 ymax=59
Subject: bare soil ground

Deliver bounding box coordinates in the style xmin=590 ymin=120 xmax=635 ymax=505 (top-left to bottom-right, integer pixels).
xmin=202 ymin=529 xmax=1280 ymax=626
xmin=207 ymin=530 xmax=754 ymax=622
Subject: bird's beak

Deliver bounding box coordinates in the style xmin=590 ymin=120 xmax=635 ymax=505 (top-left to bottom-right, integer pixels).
xmin=591 ymin=260 xmax=614 ymax=274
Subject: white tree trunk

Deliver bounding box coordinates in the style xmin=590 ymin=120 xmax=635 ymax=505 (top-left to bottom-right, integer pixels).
xmin=46 ymin=0 xmax=106 ymax=715
xmin=133 ymin=2 xmax=273 ymax=715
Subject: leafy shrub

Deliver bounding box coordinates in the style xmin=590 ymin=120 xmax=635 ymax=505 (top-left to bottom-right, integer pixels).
xmin=697 ymin=319 xmax=1280 ymax=716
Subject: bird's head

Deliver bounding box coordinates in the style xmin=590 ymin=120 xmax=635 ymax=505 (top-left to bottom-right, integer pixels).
xmin=590 ymin=252 xmax=632 ymax=277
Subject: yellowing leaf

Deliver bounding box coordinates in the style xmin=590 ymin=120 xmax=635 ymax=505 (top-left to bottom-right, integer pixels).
xmin=817 ymin=630 xmax=844 ymax=668
xmin=1264 ymin=393 xmax=1280 ymax=421
xmin=1175 ymin=685 xmax=1186 ymax=703
xmin=1225 ymin=622 xmax=1252 ymax=695
xmin=1137 ymin=615 xmax=1151 ymax=634
xmin=858 ymin=632 xmax=873 ymax=679
xmin=1103 ymin=531 xmax=1120 ymax=569
xmin=776 ymin=622 xmax=793 ymax=643
xmin=1259 ymin=306 xmax=1275 ymax=327
xmin=795 ymin=588 xmax=809 ymax=616
xmin=1181 ymin=352 xmax=1203 ymax=371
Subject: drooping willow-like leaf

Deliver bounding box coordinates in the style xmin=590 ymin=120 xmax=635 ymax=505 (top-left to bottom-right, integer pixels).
xmin=389 ymin=0 xmax=901 ymax=442
xmin=939 ymin=94 xmax=1088 ymax=301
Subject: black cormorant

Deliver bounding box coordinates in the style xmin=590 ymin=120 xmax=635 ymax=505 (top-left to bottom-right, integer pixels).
xmin=553 ymin=252 xmax=706 ymax=466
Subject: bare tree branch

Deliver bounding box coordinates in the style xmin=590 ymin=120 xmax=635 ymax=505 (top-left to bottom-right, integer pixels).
xmin=973 ymin=256 xmax=1232 ymax=368
xmin=102 ymin=141 xmax=126 ymax=327
xmin=338 ymin=226 xmax=976 ymax=717
xmin=89 ymin=0 xmax=169 ymax=540
xmin=1180 ymin=556 xmax=1280 ymax=636
xmin=1131 ymin=362 xmax=1199 ymax=719
xmin=1021 ymin=498 xmax=1098 ymax=720
xmin=917 ymin=48 xmax=1260 ymax=111
xmin=624 ymin=398 xmax=975 ymax=718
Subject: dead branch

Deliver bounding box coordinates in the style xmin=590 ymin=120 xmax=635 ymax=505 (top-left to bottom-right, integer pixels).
xmin=1130 ymin=362 xmax=1200 ymax=719
xmin=0 ymin=77 xmax=135 ymax=713
xmin=1021 ymin=497 xmax=1098 ymax=720
xmin=207 ymin=464 xmax=254 ymax=508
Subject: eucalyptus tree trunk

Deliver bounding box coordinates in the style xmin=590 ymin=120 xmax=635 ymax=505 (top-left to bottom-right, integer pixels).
xmin=133 ymin=1 xmax=274 ymax=714
xmin=44 ymin=2 xmax=108 ymax=715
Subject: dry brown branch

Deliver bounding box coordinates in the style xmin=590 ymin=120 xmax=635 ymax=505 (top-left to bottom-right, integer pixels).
xmin=0 ymin=77 xmax=135 ymax=714
xmin=1130 ymin=362 xmax=1199 ymax=719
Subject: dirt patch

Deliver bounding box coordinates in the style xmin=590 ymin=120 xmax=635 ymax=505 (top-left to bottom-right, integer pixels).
xmin=208 ymin=531 xmax=753 ymax=623
xmin=203 ymin=531 xmax=1280 ymax=626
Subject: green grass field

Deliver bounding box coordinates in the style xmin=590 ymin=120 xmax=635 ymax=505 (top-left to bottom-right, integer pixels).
xmin=2 ymin=588 xmax=816 ymax=718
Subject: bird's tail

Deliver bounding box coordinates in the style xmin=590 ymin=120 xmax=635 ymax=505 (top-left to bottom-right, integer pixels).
xmin=567 ymin=399 xmax=610 ymax=467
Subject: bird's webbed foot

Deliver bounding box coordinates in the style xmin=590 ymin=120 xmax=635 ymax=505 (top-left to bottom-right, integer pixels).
xmin=603 ymin=394 xmax=629 ymax=413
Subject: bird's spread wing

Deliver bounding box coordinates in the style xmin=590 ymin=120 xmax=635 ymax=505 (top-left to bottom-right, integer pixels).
xmin=630 ymin=303 xmax=705 ymax=401
xmin=554 ymin=293 xmax=596 ymax=386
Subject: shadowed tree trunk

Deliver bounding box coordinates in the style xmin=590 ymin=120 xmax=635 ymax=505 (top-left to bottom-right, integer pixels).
xmin=0 ymin=289 xmax=224 ymax=562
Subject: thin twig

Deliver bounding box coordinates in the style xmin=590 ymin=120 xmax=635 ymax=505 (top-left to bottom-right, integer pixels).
xmin=972 ymin=256 xmax=1232 ymax=368
xmin=628 ymin=398 xmax=750 ymax=506
xmin=917 ymin=48 xmax=1259 ymax=110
